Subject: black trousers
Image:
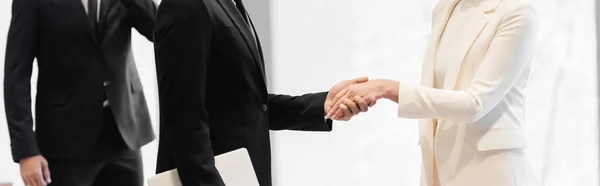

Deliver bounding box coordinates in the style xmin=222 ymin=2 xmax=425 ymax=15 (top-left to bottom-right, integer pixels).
xmin=48 ymin=107 xmax=143 ymax=186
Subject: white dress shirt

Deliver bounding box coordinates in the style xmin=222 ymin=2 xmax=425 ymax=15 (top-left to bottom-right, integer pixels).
xmin=82 ymin=0 xmax=102 ymax=22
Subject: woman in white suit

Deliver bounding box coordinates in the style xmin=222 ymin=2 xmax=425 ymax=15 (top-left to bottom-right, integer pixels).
xmin=326 ymin=0 xmax=540 ymax=185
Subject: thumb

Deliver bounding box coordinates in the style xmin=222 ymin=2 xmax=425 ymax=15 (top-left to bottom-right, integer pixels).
xmin=352 ymin=77 xmax=369 ymax=83
xmin=42 ymin=159 xmax=51 ymax=184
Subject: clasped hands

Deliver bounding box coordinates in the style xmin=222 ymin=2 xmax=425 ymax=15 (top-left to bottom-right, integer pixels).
xmin=324 ymin=77 xmax=397 ymax=121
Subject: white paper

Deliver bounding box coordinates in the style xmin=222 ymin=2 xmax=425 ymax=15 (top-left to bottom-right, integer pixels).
xmin=148 ymin=148 xmax=259 ymax=186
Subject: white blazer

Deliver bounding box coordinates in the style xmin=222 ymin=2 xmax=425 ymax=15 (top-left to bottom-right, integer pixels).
xmin=396 ymin=0 xmax=539 ymax=185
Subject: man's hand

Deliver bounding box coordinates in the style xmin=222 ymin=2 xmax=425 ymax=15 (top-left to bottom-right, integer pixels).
xmin=20 ymin=155 xmax=50 ymax=186
xmin=325 ymin=77 xmax=375 ymax=121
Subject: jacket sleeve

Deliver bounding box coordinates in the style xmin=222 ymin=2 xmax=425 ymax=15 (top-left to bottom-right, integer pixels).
xmin=4 ymin=0 xmax=40 ymax=162
xmin=122 ymin=0 xmax=156 ymax=41
xmin=154 ymin=0 xmax=225 ymax=185
xmin=397 ymin=5 xmax=538 ymax=123
xmin=268 ymin=92 xmax=333 ymax=131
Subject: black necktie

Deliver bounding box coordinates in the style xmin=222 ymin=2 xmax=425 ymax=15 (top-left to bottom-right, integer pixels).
xmin=88 ymin=0 xmax=99 ymax=39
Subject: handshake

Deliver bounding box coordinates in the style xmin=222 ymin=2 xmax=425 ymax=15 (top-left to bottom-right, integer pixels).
xmin=324 ymin=77 xmax=398 ymax=121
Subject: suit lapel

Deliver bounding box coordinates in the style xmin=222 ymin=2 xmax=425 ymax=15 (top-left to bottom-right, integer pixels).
xmin=68 ymin=0 xmax=101 ymax=47
xmin=418 ymin=4 xmax=460 ymax=183
xmin=97 ymin=0 xmax=113 ymax=45
xmin=421 ymin=0 xmax=460 ymax=88
xmin=442 ymin=0 xmax=502 ymax=90
xmin=419 ymin=0 xmax=460 ymax=153
xmin=216 ymin=0 xmax=265 ymax=81
xmin=247 ymin=15 xmax=267 ymax=83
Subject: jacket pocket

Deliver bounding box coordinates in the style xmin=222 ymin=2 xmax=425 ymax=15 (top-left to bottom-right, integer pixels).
xmin=477 ymin=130 xmax=527 ymax=151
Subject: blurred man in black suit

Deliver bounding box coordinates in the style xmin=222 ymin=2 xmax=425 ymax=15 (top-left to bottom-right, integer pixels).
xmin=154 ymin=0 xmax=374 ymax=185
xmin=4 ymin=0 xmax=156 ymax=185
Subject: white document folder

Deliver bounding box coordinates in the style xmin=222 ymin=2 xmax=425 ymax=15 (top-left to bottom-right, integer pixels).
xmin=148 ymin=148 xmax=259 ymax=186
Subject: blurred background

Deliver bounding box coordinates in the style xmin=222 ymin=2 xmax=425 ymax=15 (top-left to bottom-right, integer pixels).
xmin=0 ymin=0 xmax=597 ymax=185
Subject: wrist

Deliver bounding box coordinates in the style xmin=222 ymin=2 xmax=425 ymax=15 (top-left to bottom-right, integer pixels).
xmin=379 ymin=80 xmax=399 ymax=102
xmin=19 ymin=155 xmax=41 ymax=163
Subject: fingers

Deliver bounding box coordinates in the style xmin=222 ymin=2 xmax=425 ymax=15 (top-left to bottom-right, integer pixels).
xmin=328 ymin=101 xmax=358 ymax=121
xmin=343 ymin=98 xmax=361 ymax=114
xmin=353 ymin=96 xmax=369 ymax=112
xmin=324 ymin=102 xmax=332 ymax=113
xmin=42 ymin=160 xmax=51 ymax=184
xmin=339 ymin=103 xmax=353 ymax=118
xmin=331 ymin=88 xmax=349 ymax=107
xmin=364 ymin=93 xmax=382 ymax=107
xmin=22 ymin=169 xmax=43 ymax=186
xmin=328 ymin=92 xmax=353 ymax=118
xmin=326 ymin=77 xmax=368 ymax=118
xmin=22 ymin=176 xmax=32 ymax=186
xmin=35 ymin=174 xmax=46 ymax=186
xmin=34 ymin=169 xmax=45 ymax=186
xmin=25 ymin=173 xmax=43 ymax=186
xmin=28 ymin=177 xmax=37 ymax=186
xmin=332 ymin=100 xmax=350 ymax=120
xmin=333 ymin=94 xmax=381 ymax=120
xmin=332 ymin=108 xmax=344 ymax=120
xmin=326 ymin=88 xmax=350 ymax=118
xmin=336 ymin=113 xmax=351 ymax=121
xmin=368 ymin=99 xmax=377 ymax=107
xmin=352 ymin=77 xmax=369 ymax=83
xmin=326 ymin=104 xmax=341 ymax=119
xmin=20 ymin=156 xmax=49 ymax=186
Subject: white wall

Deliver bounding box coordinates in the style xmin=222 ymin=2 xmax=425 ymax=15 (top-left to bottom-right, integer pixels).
xmin=524 ymin=0 xmax=599 ymax=185
xmin=270 ymin=1 xmax=432 ymax=185
xmin=132 ymin=24 xmax=159 ymax=186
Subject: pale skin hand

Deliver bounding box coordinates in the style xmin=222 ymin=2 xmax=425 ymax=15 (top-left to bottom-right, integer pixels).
xmin=20 ymin=155 xmax=51 ymax=186
xmin=325 ymin=77 xmax=378 ymax=121
xmin=333 ymin=95 xmax=377 ymax=120
xmin=326 ymin=79 xmax=400 ymax=120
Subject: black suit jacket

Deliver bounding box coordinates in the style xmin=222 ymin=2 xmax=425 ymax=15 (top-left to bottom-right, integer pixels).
xmin=4 ymin=0 xmax=156 ymax=162
xmin=154 ymin=0 xmax=333 ymax=185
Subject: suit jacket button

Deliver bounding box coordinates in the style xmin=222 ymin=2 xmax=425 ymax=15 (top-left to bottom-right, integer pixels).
xmin=261 ymin=104 xmax=268 ymax=112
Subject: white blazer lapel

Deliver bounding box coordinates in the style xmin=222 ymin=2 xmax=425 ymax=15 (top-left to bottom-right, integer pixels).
xmin=417 ymin=2 xmax=461 ymax=184
xmin=419 ymin=0 xmax=462 ymax=148
xmin=443 ymin=0 xmax=503 ymax=90
xmin=421 ymin=0 xmax=460 ymax=88
xmin=419 ymin=0 xmax=461 ymax=141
